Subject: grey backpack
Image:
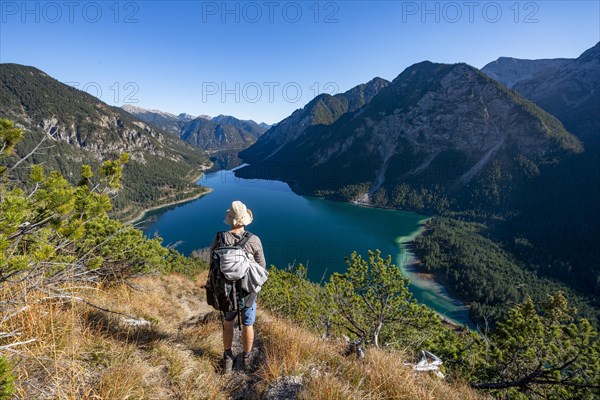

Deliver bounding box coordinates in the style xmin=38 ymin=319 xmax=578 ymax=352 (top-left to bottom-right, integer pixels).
xmin=206 ymin=232 xmax=268 ymax=316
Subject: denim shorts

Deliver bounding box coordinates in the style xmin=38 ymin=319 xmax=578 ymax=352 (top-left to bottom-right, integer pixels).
xmin=224 ymin=302 xmax=256 ymax=326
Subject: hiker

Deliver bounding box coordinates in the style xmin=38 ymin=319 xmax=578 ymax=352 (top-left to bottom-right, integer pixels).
xmin=209 ymin=200 xmax=267 ymax=373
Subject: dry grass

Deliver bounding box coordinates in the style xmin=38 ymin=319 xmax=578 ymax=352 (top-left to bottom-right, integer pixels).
xmin=3 ymin=273 xmax=227 ymax=399
xmin=257 ymin=312 xmax=485 ymax=400
xmin=257 ymin=312 xmax=339 ymax=383
xmin=3 ymin=273 xmax=485 ymax=399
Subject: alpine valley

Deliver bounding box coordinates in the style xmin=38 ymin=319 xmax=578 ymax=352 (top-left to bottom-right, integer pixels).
xmin=122 ymin=105 xmax=269 ymax=171
xmin=1 ymin=43 xmax=598 ymax=327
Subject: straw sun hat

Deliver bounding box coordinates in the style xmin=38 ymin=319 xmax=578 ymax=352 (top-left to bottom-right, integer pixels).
xmin=224 ymin=200 xmax=253 ymax=227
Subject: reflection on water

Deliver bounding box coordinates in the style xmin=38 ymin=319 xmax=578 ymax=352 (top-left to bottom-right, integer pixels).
xmin=206 ymin=150 xmax=245 ymax=173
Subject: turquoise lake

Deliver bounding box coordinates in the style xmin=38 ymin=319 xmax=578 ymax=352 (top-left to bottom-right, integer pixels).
xmin=141 ymin=167 xmax=471 ymax=326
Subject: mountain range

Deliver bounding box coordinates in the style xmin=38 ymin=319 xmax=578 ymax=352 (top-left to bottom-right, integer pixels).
xmin=0 ymin=63 xmax=209 ymax=220
xmin=239 ymin=62 xmax=581 ymax=204
xmin=1 ymin=43 xmax=598 ymax=316
xmin=123 ymin=105 xmax=269 ymax=151
xmin=121 ymin=104 xmax=206 ymax=136
xmin=482 ymin=42 xmax=600 ymax=144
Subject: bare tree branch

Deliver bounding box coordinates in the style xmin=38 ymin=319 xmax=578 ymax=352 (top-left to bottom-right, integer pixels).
xmin=9 ymin=133 xmax=50 ymax=173
xmin=0 ymin=338 xmax=37 ymax=350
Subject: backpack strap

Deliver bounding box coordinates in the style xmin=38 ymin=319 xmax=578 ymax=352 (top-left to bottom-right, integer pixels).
xmin=235 ymin=231 xmax=253 ymax=248
xmin=214 ymin=231 xmax=226 ymax=249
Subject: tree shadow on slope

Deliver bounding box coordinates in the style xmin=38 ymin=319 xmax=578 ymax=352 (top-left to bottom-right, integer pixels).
xmin=83 ymin=309 xmax=170 ymax=347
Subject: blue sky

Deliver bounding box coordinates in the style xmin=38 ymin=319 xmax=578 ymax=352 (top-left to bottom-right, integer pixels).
xmin=1 ymin=1 xmax=598 ymax=124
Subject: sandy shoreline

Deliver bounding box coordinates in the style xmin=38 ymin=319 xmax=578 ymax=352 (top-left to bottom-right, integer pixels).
xmin=395 ymin=218 xmax=472 ymax=329
xmin=396 ymin=217 xmax=431 ymax=244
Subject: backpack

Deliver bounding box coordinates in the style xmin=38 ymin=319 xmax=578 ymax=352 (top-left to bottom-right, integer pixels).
xmin=206 ymin=231 xmax=254 ymax=317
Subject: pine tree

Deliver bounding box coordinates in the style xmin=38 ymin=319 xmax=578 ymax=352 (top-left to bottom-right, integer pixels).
xmin=326 ymin=250 xmax=440 ymax=349
xmin=473 ymin=292 xmax=600 ymax=399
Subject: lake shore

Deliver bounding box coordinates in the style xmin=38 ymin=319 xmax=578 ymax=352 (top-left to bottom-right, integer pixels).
xmin=396 ymin=218 xmax=472 ymax=329
xmin=125 ymin=165 xmax=214 ymax=225
xmin=126 ymin=187 xmax=213 ymax=225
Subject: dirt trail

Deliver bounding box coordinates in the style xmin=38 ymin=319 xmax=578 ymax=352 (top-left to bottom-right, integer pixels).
xmin=189 ymin=278 xmax=267 ymax=399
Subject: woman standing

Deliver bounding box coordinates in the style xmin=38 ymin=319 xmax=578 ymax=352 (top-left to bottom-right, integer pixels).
xmin=210 ymin=200 xmax=266 ymax=373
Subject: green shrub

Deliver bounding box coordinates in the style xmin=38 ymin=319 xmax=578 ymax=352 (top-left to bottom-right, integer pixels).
xmin=0 ymin=356 xmax=14 ymax=400
xmin=260 ymin=264 xmax=330 ymax=335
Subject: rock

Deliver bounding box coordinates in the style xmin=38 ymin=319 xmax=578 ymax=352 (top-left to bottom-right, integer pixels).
xmin=121 ymin=317 xmax=151 ymax=327
xmin=263 ymin=375 xmax=304 ymax=400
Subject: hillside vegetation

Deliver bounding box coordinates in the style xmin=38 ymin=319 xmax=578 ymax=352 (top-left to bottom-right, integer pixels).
xmin=411 ymin=217 xmax=599 ymax=326
xmin=3 ymin=272 xmax=488 ymax=400
xmin=0 ymin=64 xmax=210 ymax=221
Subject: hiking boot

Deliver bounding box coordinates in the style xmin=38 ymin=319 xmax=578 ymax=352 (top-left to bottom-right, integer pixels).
xmin=241 ymin=351 xmax=251 ymax=371
xmin=223 ymin=350 xmax=233 ymax=373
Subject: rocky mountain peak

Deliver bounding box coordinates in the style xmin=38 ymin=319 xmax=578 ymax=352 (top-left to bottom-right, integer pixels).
xmin=482 ymin=57 xmax=570 ymax=89
xmin=238 ymin=60 xmax=580 ymax=203
xmin=240 ymin=77 xmax=390 ymax=163
xmin=578 ymin=41 xmax=600 ymax=63
xmin=482 ymin=42 xmax=599 ymax=142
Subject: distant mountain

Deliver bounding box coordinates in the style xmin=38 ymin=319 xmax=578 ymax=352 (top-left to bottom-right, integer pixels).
xmin=210 ymin=114 xmax=267 ymax=138
xmin=482 ymin=42 xmax=600 ymax=142
xmin=181 ymin=112 xmax=206 ymax=122
xmin=180 ymin=116 xmax=265 ymax=151
xmin=481 ymin=57 xmax=570 ymax=89
xmin=176 ymin=114 xmax=268 ymax=172
xmin=239 ymin=62 xmax=580 ymax=207
xmin=240 ymin=77 xmax=390 ymax=163
xmin=121 ymin=105 xmax=206 ymax=136
xmin=0 ymin=63 xmax=208 ymax=220
xmin=123 ymin=106 xmax=267 ymax=152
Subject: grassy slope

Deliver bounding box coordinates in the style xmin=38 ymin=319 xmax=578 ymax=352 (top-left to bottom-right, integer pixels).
xmin=6 ymin=273 xmax=484 ymax=400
